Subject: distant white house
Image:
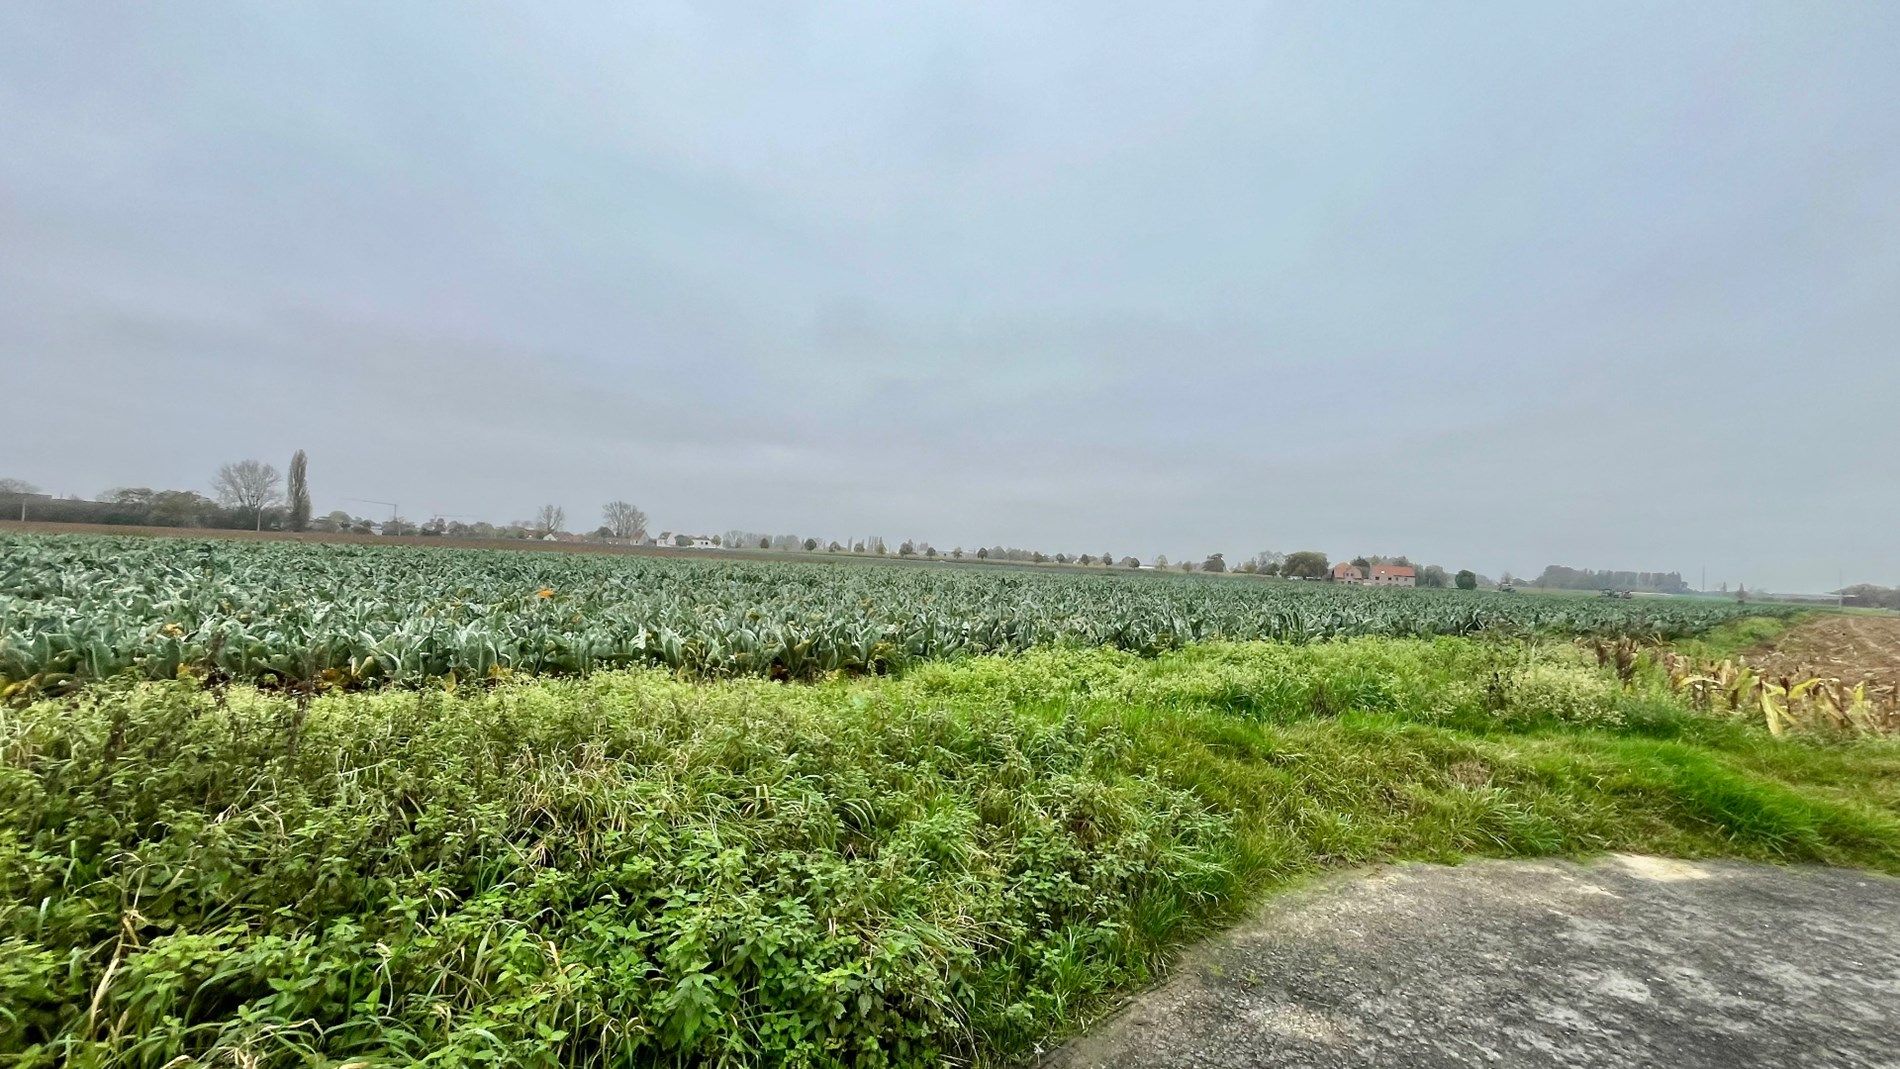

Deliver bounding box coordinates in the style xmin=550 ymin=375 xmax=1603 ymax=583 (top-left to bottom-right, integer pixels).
xmin=655 ymin=531 xmax=721 ymax=549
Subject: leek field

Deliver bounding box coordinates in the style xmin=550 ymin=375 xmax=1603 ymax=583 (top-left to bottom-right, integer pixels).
xmin=4 ymin=532 xmax=1894 ymax=1068
xmin=1 ymin=533 xmax=1785 ymax=695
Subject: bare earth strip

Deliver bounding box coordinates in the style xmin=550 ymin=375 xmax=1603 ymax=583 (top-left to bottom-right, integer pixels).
xmin=1745 ymin=614 xmax=1900 ymax=689
xmin=1048 ymin=856 xmax=1900 ymax=1069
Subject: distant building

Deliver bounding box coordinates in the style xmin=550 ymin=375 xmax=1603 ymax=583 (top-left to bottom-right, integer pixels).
xmin=1332 ymin=562 xmax=1416 ymax=587
xmin=1368 ymin=563 xmax=1416 ymax=586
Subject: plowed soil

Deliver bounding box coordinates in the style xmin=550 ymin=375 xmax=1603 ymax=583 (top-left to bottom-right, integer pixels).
xmin=1743 ymin=614 xmax=1900 ymax=688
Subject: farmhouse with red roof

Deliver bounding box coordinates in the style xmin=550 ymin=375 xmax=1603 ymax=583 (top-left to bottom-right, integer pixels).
xmin=1331 ymin=561 xmax=1417 ymax=587
xmin=1369 ymin=563 xmax=1416 ymax=586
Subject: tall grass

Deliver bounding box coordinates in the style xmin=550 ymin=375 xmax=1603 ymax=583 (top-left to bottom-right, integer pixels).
xmin=4 ymin=638 xmax=1897 ymax=1066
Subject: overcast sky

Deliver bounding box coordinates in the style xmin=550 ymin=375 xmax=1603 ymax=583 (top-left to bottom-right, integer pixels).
xmin=4 ymin=3 xmax=1896 ymax=591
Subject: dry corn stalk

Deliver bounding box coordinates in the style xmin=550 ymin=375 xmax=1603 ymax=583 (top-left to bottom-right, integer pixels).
xmin=1659 ymin=650 xmax=1897 ymax=735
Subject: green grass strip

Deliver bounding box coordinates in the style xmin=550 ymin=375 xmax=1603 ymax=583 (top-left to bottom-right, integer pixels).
xmin=3 ymin=637 xmax=1896 ymax=1066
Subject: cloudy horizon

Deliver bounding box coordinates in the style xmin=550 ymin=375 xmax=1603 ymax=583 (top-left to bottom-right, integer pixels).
xmin=4 ymin=2 xmax=1897 ymax=592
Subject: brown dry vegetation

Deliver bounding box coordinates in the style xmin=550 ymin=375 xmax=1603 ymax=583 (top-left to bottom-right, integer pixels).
xmin=1743 ymin=614 xmax=1900 ymax=690
xmin=1642 ymin=614 xmax=1900 ymax=736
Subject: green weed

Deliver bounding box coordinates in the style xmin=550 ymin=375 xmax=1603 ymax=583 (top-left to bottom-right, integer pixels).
xmin=2 ymin=638 xmax=1896 ymax=1066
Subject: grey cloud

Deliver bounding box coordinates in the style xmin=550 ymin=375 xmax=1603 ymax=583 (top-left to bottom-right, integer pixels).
xmin=4 ymin=2 xmax=1897 ymax=589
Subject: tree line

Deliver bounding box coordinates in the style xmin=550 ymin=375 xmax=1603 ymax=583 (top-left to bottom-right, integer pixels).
xmin=6 ymin=467 xmax=1501 ymax=588
xmin=1529 ymin=565 xmax=1690 ymax=594
xmin=1836 ymin=585 xmax=1900 ymax=610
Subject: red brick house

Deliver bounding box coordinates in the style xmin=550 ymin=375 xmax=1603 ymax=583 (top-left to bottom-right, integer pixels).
xmin=1332 ymin=562 xmax=1417 ymax=587
xmin=1368 ymin=563 xmax=1416 ymax=586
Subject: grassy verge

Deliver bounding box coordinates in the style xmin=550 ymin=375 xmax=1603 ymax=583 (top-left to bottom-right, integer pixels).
xmin=1665 ymin=613 xmax=1803 ymax=662
xmin=4 ymin=638 xmax=1897 ymax=1067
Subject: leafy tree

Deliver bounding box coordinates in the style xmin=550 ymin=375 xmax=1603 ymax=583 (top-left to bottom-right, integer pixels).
xmin=94 ymin=488 xmax=158 ymax=524
xmin=976 ymin=547 xmax=989 ymax=559
xmin=804 ymin=538 xmax=818 ymax=551
xmin=1202 ymin=553 xmax=1226 ymax=573
xmin=828 ymin=541 xmax=842 ymax=552
xmin=149 ymin=491 xmax=216 ymax=527
xmin=1282 ymin=551 xmax=1329 ymax=579
xmin=1123 ymin=556 xmax=1140 ymax=568
xmin=601 ymin=501 xmax=648 ymax=541
xmin=286 ymin=450 xmax=311 ymax=532
xmin=1350 ymin=556 xmax=1371 ymax=569
xmin=1836 ymin=584 xmax=1900 ymax=610
xmin=1530 ymin=565 xmax=1689 ymax=594
xmin=925 ymin=546 xmax=937 ymax=557
xmin=759 ymin=537 xmax=770 ymax=549
xmin=312 ymin=509 xmax=353 ymax=533
xmin=1419 ymin=564 xmax=1449 ymax=588
xmin=900 ymin=540 xmax=916 ymax=556
xmin=1153 ymin=554 xmax=1168 ymax=570
xmin=0 ymin=478 xmax=39 ymax=495
xmin=214 ymin=460 xmax=282 ymax=531
xmin=1456 ymin=569 xmax=1478 ymax=590
xmin=1247 ymin=551 xmax=1285 ymax=573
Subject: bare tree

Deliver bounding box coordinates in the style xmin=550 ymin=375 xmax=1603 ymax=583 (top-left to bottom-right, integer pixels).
xmin=214 ymin=460 xmax=282 ymax=531
xmin=600 ymin=500 xmax=648 ymax=541
xmin=1247 ymin=550 xmax=1285 ymax=573
xmin=534 ymin=504 xmax=566 ymax=536
xmin=286 ymin=450 xmax=312 ymax=532
xmin=0 ymin=478 xmax=40 ymax=521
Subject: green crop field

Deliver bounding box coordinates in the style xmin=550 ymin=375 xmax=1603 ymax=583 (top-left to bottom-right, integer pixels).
xmin=7 ymin=531 xmax=1892 ymax=1069
xmin=0 ymin=532 xmax=1786 ymax=696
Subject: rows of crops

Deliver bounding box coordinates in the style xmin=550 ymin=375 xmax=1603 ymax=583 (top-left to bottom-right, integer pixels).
xmin=1 ymin=533 xmax=1784 ymax=692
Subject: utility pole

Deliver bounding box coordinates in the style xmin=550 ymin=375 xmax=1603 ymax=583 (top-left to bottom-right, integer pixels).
xmin=345 ymin=498 xmax=400 ymax=534
xmin=347 ymin=498 xmax=399 ymax=524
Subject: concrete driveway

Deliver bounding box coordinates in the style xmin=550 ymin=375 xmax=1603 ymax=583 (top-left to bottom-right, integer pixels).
xmin=1047 ymin=855 xmax=1900 ymax=1068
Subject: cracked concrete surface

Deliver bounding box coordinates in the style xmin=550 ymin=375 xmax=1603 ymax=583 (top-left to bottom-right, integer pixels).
xmin=1047 ymin=855 xmax=1900 ymax=1068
